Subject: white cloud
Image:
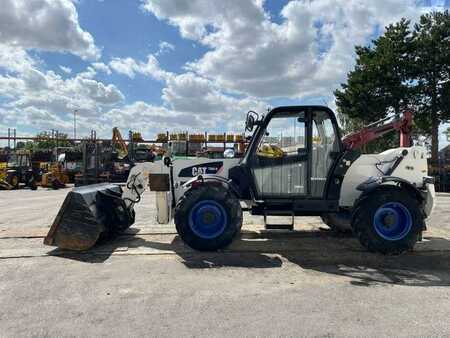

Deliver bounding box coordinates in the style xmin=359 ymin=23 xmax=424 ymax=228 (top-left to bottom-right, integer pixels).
xmin=0 ymin=0 xmax=100 ymax=60
xmin=91 ymin=62 xmax=112 ymax=75
xmin=162 ymin=72 xmax=267 ymax=118
xmin=103 ymin=101 xmax=207 ymax=133
xmin=157 ymin=41 xmax=175 ymax=55
xmin=142 ymin=0 xmax=424 ymax=99
xmin=0 ymin=48 xmax=124 ymax=135
xmin=107 ymin=52 xmax=268 ymax=129
xmin=59 ymin=66 xmax=72 ymax=74
xmin=0 ymin=44 xmax=36 ymax=73
xmin=109 ymin=54 xmax=172 ymax=81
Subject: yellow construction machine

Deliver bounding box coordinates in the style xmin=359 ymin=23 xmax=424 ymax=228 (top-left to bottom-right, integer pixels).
xmin=41 ymin=162 xmax=69 ymax=189
xmin=0 ymin=162 xmax=9 ymax=189
xmin=112 ymin=127 xmax=129 ymax=160
xmin=0 ymin=151 xmax=37 ymax=190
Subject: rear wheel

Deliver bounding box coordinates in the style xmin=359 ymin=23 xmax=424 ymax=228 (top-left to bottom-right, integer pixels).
xmin=352 ymin=186 xmax=424 ymax=255
xmin=175 ymin=184 xmax=242 ymax=251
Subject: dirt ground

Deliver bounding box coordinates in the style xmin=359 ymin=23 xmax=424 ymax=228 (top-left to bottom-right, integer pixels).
xmin=0 ymin=187 xmax=450 ymax=337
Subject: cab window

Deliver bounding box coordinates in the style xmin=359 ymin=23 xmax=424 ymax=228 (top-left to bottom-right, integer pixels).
xmin=257 ymin=112 xmax=306 ymax=159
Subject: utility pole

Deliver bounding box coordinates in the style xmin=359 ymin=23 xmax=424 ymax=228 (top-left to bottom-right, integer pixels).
xmin=74 ymin=109 xmax=78 ymax=140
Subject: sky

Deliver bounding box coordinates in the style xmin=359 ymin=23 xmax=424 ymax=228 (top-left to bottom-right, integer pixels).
xmin=0 ymin=0 xmax=449 ymax=148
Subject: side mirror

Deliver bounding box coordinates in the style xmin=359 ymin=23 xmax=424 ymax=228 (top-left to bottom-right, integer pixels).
xmin=223 ymin=148 xmax=235 ymax=158
xmin=163 ymin=156 xmax=172 ymax=167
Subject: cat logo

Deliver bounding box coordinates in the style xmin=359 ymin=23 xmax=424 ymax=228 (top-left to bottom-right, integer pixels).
xmin=178 ymin=161 xmax=224 ymax=177
xmin=192 ymin=166 xmax=207 ymax=176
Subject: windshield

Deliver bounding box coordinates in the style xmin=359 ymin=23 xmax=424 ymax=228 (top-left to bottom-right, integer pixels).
xmin=7 ymin=155 xmax=19 ymax=167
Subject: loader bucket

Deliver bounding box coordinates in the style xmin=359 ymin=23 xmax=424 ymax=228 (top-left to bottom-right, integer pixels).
xmin=44 ymin=183 xmax=135 ymax=251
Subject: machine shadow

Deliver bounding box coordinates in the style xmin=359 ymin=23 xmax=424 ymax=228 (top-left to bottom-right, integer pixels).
xmin=48 ymin=230 xmax=450 ymax=287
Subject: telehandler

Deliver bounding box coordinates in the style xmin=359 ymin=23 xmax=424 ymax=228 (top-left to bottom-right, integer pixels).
xmin=45 ymin=106 xmax=435 ymax=255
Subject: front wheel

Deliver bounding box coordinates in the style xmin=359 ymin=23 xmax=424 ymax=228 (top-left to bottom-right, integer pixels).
xmin=6 ymin=172 xmax=19 ymax=189
xmin=352 ymin=186 xmax=425 ymax=255
xmin=175 ymin=184 xmax=242 ymax=251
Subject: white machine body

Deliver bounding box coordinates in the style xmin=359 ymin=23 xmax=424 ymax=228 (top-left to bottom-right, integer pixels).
xmin=129 ymin=147 xmax=435 ymax=224
xmin=340 ymin=146 xmax=435 ymax=217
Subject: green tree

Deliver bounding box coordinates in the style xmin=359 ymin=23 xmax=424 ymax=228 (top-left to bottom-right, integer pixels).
xmin=335 ymin=11 xmax=450 ymax=160
xmin=32 ymin=131 xmax=74 ymax=150
xmin=335 ymin=19 xmax=413 ymax=153
xmin=412 ymin=11 xmax=450 ymax=161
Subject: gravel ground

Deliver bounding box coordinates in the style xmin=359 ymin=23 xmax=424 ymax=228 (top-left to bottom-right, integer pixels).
xmin=0 ymin=187 xmax=449 ymax=337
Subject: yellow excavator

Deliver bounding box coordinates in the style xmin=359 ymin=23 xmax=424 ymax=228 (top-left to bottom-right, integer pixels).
xmin=41 ymin=161 xmax=69 ymax=189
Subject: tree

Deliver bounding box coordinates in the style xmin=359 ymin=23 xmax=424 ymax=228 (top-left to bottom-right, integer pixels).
xmin=335 ymin=19 xmax=413 ymax=153
xmin=335 ymin=11 xmax=450 ymax=160
xmin=32 ymin=131 xmax=74 ymax=150
xmin=412 ymin=11 xmax=450 ymax=162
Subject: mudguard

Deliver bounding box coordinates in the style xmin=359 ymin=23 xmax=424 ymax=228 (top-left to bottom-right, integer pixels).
xmin=182 ymin=174 xmax=241 ymax=198
xmin=356 ymin=176 xmax=425 ymax=202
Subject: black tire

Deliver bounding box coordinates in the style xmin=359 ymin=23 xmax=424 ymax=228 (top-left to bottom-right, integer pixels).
xmin=6 ymin=172 xmax=19 ymax=189
xmin=29 ymin=179 xmax=37 ymax=190
xmin=28 ymin=176 xmax=37 ymax=190
xmin=352 ymin=186 xmax=424 ymax=255
xmin=321 ymin=211 xmax=352 ymax=233
xmin=175 ymin=184 xmax=242 ymax=251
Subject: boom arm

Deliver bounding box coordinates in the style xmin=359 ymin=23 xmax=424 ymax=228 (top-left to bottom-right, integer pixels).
xmin=112 ymin=127 xmax=129 ymax=159
xmin=342 ymin=111 xmax=413 ymax=150
xmin=122 ymin=162 xmax=160 ymax=209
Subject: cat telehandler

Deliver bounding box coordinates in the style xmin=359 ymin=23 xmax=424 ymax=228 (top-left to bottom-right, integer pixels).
xmin=45 ymin=106 xmax=435 ymax=255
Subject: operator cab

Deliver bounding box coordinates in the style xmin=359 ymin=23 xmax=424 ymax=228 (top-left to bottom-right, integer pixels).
xmin=231 ymin=106 xmax=346 ymax=214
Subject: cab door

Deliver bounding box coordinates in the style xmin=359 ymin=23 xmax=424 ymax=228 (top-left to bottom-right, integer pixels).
xmin=251 ymin=111 xmax=309 ymax=198
xmin=249 ymin=107 xmax=342 ymax=203
xmin=310 ymin=110 xmax=342 ymax=198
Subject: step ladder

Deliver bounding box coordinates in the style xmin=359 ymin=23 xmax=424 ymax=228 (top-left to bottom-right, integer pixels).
xmin=263 ymin=211 xmax=294 ymax=231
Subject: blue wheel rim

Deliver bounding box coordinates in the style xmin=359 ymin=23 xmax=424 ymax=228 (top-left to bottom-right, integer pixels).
xmin=189 ymin=200 xmax=227 ymax=239
xmin=373 ymin=202 xmax=412 ymax=241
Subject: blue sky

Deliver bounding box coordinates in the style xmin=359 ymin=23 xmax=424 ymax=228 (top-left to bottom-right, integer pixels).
xmin=0 ymin=0 xmax=448 ymax=148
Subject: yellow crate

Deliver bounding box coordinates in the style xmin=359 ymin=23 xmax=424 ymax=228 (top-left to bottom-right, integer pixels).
xmin=235 ymin=134 xmax=244 ymax=142
xmin=189 ymin=134 xmax=205 ymax=142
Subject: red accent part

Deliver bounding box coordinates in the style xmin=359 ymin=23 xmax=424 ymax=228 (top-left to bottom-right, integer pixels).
xmin=342 ymin=111 xmax=413 ymax=150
